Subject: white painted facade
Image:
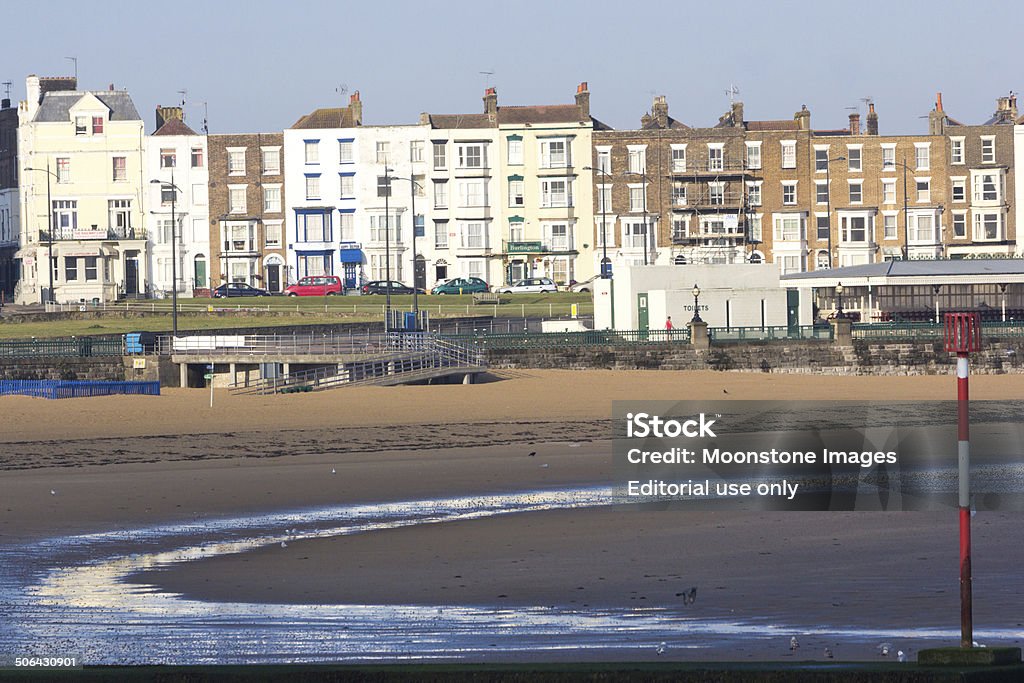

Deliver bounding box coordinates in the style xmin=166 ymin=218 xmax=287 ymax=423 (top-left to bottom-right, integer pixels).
xmin=1015 ymin=123 xmax=1024 ymax=256
xmin=145 ymin=130 xmax=209 ymax=297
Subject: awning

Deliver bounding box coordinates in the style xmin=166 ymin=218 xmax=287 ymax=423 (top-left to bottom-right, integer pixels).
xmin=340 ymin=248 xmax=364 ymax=263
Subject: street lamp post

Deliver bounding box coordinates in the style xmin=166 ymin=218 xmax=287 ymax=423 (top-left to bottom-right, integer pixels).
xmin=691 ymin=284 xmax=703 ymax=323
xmin=583 ymin=165 xmax=615 ymax=329
xmin=150 ymin=171 xmax=180 ymax=338
xmin=380 ymin=167 xmax=393 ymax=334
xmin=385 ymin=174 xmax=423 ymax=318
xmin=835 ymin=282 xmax=845 ymax=320
xmin=24 ymin=163 xmax=56 ymax=305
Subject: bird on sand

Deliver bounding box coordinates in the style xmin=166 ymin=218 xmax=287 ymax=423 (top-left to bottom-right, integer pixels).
xmin=723 ymin=388 xmax=729 ymax=394
xmin=528 ymin=451 xmax=536 ymax=457
xmin=897 ymin=651 xmax=906 ymax=663
xmin=878 ymin=642 xmax=891 ymax=656
xmin=280 ymin=541 xmax=288 ymax=548
xmin=824 ymin=647 xmax=833 ymax=659
xmin=50 ymin=489 xmax=56 ymax=496
xmin=682 ymin=587 xmax=697 ymax=605
xmin=656 ymin=642 xmax=666 ymax=655
xmin=790 ymin=636 xmax=799 ymax=651
xmin=331 ymin=468 xmax=336 ymax=474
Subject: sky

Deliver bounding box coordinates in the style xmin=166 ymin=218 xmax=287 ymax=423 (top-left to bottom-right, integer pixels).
xmin=3 ymin=0 xmax=1019 ymax=136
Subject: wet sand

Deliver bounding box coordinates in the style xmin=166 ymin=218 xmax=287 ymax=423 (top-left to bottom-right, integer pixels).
xmin=2 ymin=369 xmax=1024 ymax=661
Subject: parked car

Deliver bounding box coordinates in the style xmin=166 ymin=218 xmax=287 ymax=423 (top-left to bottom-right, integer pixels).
xmin=496 ymin=277 xmax=558 ymax=294
xmin=284 ymin=275 xmax=343 ymax=297
xmin=361 ymin=280 xmax=416 ymax=295
xmin=431 ymin=277 xmax=489 ymax=295
xmin=568 ymin=275 xmax=599 ymax=293
xmin=212 ymin=282 xmax=270 ymax=298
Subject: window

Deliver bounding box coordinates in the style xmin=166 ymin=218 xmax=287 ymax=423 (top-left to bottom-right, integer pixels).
xmin=305 ymin=175 xmax=320 ymax=201
xmin=304 ymin=140 xmax=319 ymax=164
xmin=109 ymin=199 xmax=131 ymax=234
xmin=672 ymin=184 xmax=687 ymax=206
xmin=457 ymin=142 xmax=487 ymax=169
xmin=265 ymin=220 xmax=282 ymax=247
xmin=458 ymin=180 xmax=487 ymax=207
xmin=338 ymin=213 xmax=355 ymax=242
xmin=841 ymin=215 xmax=868 ymax=243
xmin=781 ymin=141 xmax=796 ymax=169
xmin=546 ymin=223 xmax=570 ymax=250
xmin=85 ymin=256 xmax=98 ymax=281
xmin=952 ymin=178 xmax=966 ymax=202
xmin=52 ymin=200 xmax=77 ymax=234
xmin=160 ymin=148 xmax=176 ymax=168
xmin=882 ymin=179 xmax=896 ymax=204
xmin=952 ymin=212 xmax=967 ymax=238
xmin=156 ymin=218 xmax=175 ymax=244
xmin=624 ymin=221 xmax=648 ymax=248
xmin=778 ymin=254 xmax=802 ymax=275
xmin=597 ymin=185 xmax=612 ymax=212
xmin=414 ymin=214 xmax=425 ymax=237
xmin=508 ymin=179 xmax=524 ymax=207
xmin=916 ymin=178 xmax=930 ymax=203
xmin=596 ymin=148 xmax=611 ymax=174
xmin=161 ymin=186 xmax=177 ymax=205
xmin=847 ymin=146 xmax=862 ymax=172
xmin=629 ymin=186 xmax=646 ymax=212
xmin=461 ymin=222 xmax=485 ymax=248
xmin=263 ymin=185 xmax=281 ymax=213
xmin=413 ymin=174 xmax=425 ymax=197
xmin=540 ymin=139 xmax=569 ymax=168
xmin=816 ymin=214 xmax=830 ymax=240
xmin=973 ymin=212 xmax=1002 ymax=240
xmin=112 ymin=156 xmax=126 ymax=182
xmin=228 ymin=186 xmax=246 ymax=213
xmin=261 ymin=148 xmax=279 ymax=175
xmin=92 ymin=116 xmax=103 ymax=135
xmin=377 ymin=175 xmax=392 ymax=197
xmin=782 ymin=182 xmax=797 ymax=205
xmin=376 ymin=141 xmax=391 ymax=164
xmin=506 ymin=137 xmax=523 ymax=165
xmin=815 ymin=181 xmax=828 ymax=204
xmin=338 ymin=140 xmax=354 ymax=163
xmin=191 ymin=147 xmax=204 ymax=168
xmin=432 ymin=141 xmax=447 ymax=169
xmin=708 ymin=181 xmax=724 ymax=205
xmin=981 ymin=136 xmax=995 ymax=163
xmin=882 ymin=145 xmax=896 ymax=171
xmin=883 ymin=213 xmax=897 ymax=239
xmin=707 ymin=144 xmax=724 ymax=171
xmin=773 ymin=215 xmax=802 ymax=241
xmin=915 ymin=143 xmax=930 ymax=170
xmin=950 ymin=137 xmax=964 ymax=164
xmin=540 ymin=179 xmax=571 ymax=208
xmin=671 ymin=145 xmax=688 ymax=172
xmin=56 ymin=157 xmax=70 ymax=183
xmin=814 ymin=148 xmax=829 ymax=172
xmin=296 ymin=212 xmax=328 ymax=242
xmin=627 ymin=146 xmax=646 ymax=174
xmin=745 ymin=142 xmax=761 ymax=170
xmin=74 ymin=116 xmax=88 ymax=135
xmin=597 ymin=217 xmax=614 ymax=246
xmin=910 ymin=213 xmax=934 ymax=242
xmin=748 ymin=214 xmax=762 ymax=242
xmin=339 ymin=173 xmax=355 ymax=198
xmin=228 ymin=149 xmax=246 ymax=175
xmin=433 ymin=180 xmax=448 ymax=208
xmin=370 ymin=212 xmax=402 ymax=242
xmin=434 ymin=220 xmax=449 ymax=248
xmin=410 ymin=140 xmax=424 ymax=163
xmin=849 ymin=181 xmax=863 ymax=204
xmin=972 ymin=173 xmax=1000 ymax=202
xmin=65 ymin=257 xmax=78 ymax=281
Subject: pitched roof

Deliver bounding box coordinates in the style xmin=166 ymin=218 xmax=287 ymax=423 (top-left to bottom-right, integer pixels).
xmin=291 ymin=107 xmax=358 ymax=129
xmin=497 ymin=104 xmax=586 ymax=125
xmin=641 ymin=116 xmax=690 ymax=130
xmin=33 ymin=90 xmax=141 ymax=123
xmin=153 ymin=118 xmax=198 ymax=136
xmin=425 ymin=113 xmax=493 ymax=129
xmin=745 ymin=119 xmax=799 ymax=131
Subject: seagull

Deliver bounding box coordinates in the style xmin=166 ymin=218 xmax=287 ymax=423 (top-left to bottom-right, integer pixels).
xmin=280 ymin=541 xmax=288 ymax=548
xmin=683 ymin=587 xmax=697 ymax=605
xmin=878 ymin=642 xmax=891 ymax=656
xmin=722 ymin=388 xmax=729 ymax=394
xmin=790 ymin=636 xmax=799 ymax=651
xmin=528 ymin=451 xmax=536 ymax=457
xmin=656 ymin=641 xmax=667 ymax=655
xmin=824 ymin=647 xmax=834 ymax=659
xmin=897 ymin=650 xmax=906 ymax=663
xmin=331 ymin=468 xmax=336 ymax=474
xmin=541 ymin=463 xmax=549 ymax=468
xmin=50 ymin=489 xmax=56 ymax=496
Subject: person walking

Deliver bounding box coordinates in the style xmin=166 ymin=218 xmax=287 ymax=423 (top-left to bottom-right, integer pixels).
xmin=665 ymin=316 xmax=674 ymax=330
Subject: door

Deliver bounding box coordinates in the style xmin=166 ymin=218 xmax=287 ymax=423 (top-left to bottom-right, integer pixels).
xmin=414 ymin=256 xmax=426 ymax=291
xmin=787 ymin=289 xmax=800 ymax=332
xmin=267 ymin=265 xmax=280 ymax=293
xmin=125 ymin=254 xmax=139 ymax=296
xmin=637 ymin=293 xmax=649 ymax=334
xmin=343 ymin=263 xmax=358 ymax=289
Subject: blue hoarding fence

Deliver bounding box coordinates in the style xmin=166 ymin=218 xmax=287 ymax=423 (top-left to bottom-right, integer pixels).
xmin=0 ymin=380 xmax=160 ymax=399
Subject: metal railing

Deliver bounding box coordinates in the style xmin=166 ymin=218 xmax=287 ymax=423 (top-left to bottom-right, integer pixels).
xmin=0 ymin=380 xmax=159 ymax=399
xmin=0 ymin=337 xmax=124 ymax=357
xmin=440 ymin=328 xmax=693 ymax=349
xmin=710 ymin=325 xmax=832 ymax=342
xmin=854 ymin=320 xmax=1024 ymax=341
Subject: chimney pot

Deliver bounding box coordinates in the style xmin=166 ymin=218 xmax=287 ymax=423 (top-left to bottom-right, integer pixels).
xmin=849 ymin=113 xmax=861 ymax=135
xmin=936 ymin=92 xmax=944 ymax=112
xmin=577 ymin=81 xmax=587 ymax=94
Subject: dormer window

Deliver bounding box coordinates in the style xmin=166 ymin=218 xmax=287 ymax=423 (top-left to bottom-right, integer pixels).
xmin=92 ymin=116 xmax=104 ymax=135
xmin=75 ymin=116 xmax=88 ymax=135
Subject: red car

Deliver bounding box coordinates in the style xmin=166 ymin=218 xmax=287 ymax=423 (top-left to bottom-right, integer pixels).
xmin=284 ymin=275 xmax=343 ymax=296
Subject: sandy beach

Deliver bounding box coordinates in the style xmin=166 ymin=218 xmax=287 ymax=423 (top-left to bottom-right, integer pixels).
xmin=2 ymin=369 xmax=1023 ymax=662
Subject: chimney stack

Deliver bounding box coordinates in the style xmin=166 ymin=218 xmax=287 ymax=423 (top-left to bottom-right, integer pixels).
xmin=929 ymin=92 xmax=947 ymax=135
xmin=731 ymin=100 xmax=744 ymax=128
xmin=155 ymin=105 xmax=184 ymax=130
xmin=349 ymin=91 xmax=362 ymax=126
xmin=866 ymin=102 xmax=878 ymax=135
xmin=483 ymin=87 xmax=498 ymax=122
xmin=794 ymin=104 xmax=811 ymax=130
xmin=849 ymin=112 xmax=861 ymax=135
xmin=994 ymin=93 xmax=1018 ymax=123
xmin=652 ymin=95 xmax=669 ymax=128
xmin=575 ymin=81 xmax=590 ymax=119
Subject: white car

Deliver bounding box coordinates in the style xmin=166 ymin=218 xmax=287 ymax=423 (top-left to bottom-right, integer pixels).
xmin=568 ymin=276 xmax=599 ymax=293
xmin=496 ymin=277 xmax=558 ymax=294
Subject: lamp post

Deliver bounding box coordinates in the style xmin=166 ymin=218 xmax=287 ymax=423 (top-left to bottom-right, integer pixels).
xmin=150 ymin=171 xmax=180 ymax=338
xmin=623 ymin=169 xmax=650 ymax=265
xmin=379 ymin=167 xmax=393 ymax=334
xmin=386 ymin=174 xmax=422 ymax=318
xmin=835 ymin=281 xmax=845 ymax=320
xmin=823 ymin=155 xmax=846 ymax=269
xmin=933 ymin=284 xmax=942 ymax=324
xmin=24 ymin=163 xmax=56 ymax=305
xmin=691 ymin=283 xmax=703 ymax=323
xmin=583 ymin=165 xmax=615 ymax=329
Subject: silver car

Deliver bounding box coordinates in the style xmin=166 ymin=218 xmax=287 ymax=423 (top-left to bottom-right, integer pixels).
xmin=496 ymin=277 xmax=558 ymax=294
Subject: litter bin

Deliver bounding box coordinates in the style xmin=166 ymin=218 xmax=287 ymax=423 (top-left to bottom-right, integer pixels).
xmin=404 ymin=311 xmax=418 ymax=331
xmin=125 ymin=331 xmax=157 ymax=354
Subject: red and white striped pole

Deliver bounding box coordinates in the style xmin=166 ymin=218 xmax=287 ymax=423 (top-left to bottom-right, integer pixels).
xmin=945 ymin=312 xmax=981 ymax=649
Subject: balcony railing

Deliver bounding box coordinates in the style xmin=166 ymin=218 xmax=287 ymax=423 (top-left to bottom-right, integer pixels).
xmin=44 ymin=227 xmax=147 ymax=241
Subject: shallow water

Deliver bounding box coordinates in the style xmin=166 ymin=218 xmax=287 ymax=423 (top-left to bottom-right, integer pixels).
xmin=1 ymin=487 xmax=1021 ymax=664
